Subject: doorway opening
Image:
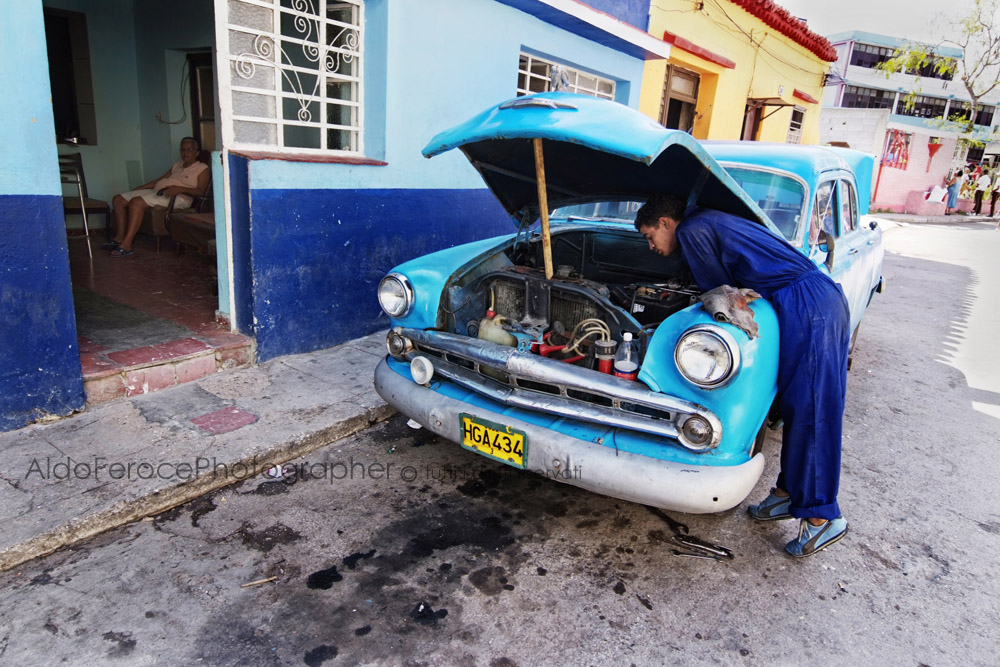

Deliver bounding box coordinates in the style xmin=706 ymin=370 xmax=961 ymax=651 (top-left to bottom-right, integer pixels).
xmin=45 ymin=15 xmax=249 ymax=403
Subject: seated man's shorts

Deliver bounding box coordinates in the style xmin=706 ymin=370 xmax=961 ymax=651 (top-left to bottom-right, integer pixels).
xmin=119 ymin=189 xmax=193 ymax=209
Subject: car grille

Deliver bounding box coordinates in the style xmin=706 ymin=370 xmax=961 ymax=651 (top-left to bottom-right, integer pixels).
xmin=389 ymin=327 xmax=722 ymax=449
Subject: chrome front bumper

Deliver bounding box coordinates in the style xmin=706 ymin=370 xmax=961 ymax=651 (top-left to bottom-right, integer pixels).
xmin=375 ymin=358 xmax=764 ymax=514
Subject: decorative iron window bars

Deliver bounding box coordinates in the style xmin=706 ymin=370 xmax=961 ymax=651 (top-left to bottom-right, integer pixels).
xmin=226 ymin=0 xmax=363 ymax=153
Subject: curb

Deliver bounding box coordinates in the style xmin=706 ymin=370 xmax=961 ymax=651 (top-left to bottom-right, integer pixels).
xmin=0 ymin=403 xmax=395 ymax=573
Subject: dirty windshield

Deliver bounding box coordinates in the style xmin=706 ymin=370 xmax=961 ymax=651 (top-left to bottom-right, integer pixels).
xmin=723 ymin=167 xmax=805 ymax=243
xmin=552 ymin=200 xmax=643 ymax=223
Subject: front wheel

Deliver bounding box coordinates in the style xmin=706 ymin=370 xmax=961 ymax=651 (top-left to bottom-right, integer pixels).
xmin=750 ymin=420 xmax=769 ymax=458
xmin=847 ymin=324 xmax=860 ymax=371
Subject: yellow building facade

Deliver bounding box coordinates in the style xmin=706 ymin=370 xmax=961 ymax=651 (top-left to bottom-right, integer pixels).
xmin=640 ymin=0 xmax=835 ymax=144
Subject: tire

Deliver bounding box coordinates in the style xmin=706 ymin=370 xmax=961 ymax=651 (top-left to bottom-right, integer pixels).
xmin=847 ymin=324 xmax=860 ymax=371
xmin=750 ymin=420 xmax=768 ymax=458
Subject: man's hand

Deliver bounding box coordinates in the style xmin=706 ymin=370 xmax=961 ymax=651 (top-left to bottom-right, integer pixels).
xmin=159 ymin=186 xmax=184 ymax=198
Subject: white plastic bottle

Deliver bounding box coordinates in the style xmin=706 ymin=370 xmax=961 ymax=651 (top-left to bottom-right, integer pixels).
xmin=613 ymin=332 xmax=639 ymax=381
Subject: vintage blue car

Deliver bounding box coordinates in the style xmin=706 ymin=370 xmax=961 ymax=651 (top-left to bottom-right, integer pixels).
xmin=374 ymin=92 xmax=883 ymax=514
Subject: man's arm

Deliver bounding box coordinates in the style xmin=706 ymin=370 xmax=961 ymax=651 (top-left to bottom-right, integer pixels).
xmin=136 ymin=167 xmax=174 ymax=191
xmin=160 ymin=165 xmax=210 ymax=199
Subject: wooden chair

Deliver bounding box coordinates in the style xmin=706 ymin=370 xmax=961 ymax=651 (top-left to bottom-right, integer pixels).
xmin=59 ymin=153 xmax=110 ymax=258
xmin=167 ymin=178 xmax=215 ymax=256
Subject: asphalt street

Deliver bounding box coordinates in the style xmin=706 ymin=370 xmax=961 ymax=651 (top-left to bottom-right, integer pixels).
xmin=0 ymin=219 xmax=998 ymax=666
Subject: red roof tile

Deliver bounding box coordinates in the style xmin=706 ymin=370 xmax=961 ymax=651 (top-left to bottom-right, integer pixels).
xmin=663 ymin=30 xmax=737 ymax=69
xmin=728 ymin=0 xmax=838 ymax=62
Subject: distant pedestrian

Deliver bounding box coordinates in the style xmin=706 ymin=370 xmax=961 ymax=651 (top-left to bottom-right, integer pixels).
xmin=973 ymin=168 xmax=991 ymax=215
xmin=945 ymin=170 xmax=963 ymax=215
xmin=990 ymin=182 xmax=1000 ymax=217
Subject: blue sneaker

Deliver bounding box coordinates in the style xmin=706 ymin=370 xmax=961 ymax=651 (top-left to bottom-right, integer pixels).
xmin=785 ymin=517 xmax=848 ymax=558
xmin=747 ymin=488 xmax=792 ymax=521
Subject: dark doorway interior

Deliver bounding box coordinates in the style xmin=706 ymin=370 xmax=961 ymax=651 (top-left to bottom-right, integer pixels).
xmin=188 ymin=52 xmax=216 ymax=151
xmin=44 ymin=7 xmax=97 ymax=144
xmin=69 ymin=236 xmax=251 ymax=403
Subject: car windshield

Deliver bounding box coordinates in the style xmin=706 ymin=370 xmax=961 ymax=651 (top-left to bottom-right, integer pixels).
xmin=723 ymin=167 xmax=805 ymax=243
xmin=552 ymin=200 xmax=643 ymax=222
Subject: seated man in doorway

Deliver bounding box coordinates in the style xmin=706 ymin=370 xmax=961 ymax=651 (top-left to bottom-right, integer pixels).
xmin=104 ymin=137 xmax=209 ymax=257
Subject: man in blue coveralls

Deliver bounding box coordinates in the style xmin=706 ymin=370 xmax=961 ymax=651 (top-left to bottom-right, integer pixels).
xmin=635 ymin=194 xmax=850 ymax=557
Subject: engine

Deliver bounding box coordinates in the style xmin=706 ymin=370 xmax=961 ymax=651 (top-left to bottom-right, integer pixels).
xmin=445 ymin=263 xmax=700 ymax=368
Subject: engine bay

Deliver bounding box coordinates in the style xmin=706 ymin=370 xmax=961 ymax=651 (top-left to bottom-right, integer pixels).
xmin=441 ymin=228 xmax=702 ymax=370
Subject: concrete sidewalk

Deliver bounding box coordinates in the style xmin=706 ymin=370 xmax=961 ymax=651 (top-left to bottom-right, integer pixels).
xmin=869 ymin=212 xmax=1000 ymax=227
xmin=0 ymin=331 xmax=394 ymax=573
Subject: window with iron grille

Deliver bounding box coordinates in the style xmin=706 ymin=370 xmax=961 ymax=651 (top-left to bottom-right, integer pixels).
xmin=786 ymin=106 xmax=805 ymax=144
xmin=952 ymin=140 xmax=968 ymax=164
xmin=225 ymin=0 xmax=363 ymax=154
xmin=840 ymin=85 xmax=894 ymax=110
xmin=516 ymin=53 xmax=615 ymax=100
xmin=895 ymin=94 xmax=947 ymax=119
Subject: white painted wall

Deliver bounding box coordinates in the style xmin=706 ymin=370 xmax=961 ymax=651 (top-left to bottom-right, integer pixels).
xmin=819 ymin=107 xmax=889 ymax=154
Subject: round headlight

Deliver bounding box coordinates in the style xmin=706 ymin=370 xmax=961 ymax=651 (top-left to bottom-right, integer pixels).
xmin=378 ymin=273 xmax=414 ymax=318
xmin=674 ymin=326 xmax=740 ymax=388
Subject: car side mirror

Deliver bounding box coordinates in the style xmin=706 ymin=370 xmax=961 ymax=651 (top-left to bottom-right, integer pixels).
xmin=818 ymin=230 xmax=835 ymax=271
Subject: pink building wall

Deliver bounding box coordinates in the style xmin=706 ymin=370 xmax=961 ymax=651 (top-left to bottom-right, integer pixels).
xmin=872 ymin=132 xmax=958 ymax=213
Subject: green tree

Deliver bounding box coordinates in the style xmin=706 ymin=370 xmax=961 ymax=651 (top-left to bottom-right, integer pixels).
xmin=879 ymin=0 xmax=1000 ymax=133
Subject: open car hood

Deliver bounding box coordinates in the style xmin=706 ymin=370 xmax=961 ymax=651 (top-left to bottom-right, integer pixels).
xmin=424 ymin=92 xmax=776 ymax=232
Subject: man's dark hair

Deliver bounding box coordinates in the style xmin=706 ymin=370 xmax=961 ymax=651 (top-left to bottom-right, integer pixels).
xmin=635 ymin=193 xmax=685 ymax=231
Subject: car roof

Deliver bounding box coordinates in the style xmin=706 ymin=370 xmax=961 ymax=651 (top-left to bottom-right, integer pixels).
xmin=705 ymin=141 xmax=853 ymax=179
xmin=705 ymin=142 xmax=874 ymax=215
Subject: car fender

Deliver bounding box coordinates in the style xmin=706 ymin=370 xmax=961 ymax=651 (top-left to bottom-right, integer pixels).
xmin=639 ymin=300 xmax=779 ymax=455
xmin=386 ymin=234 xmax=515 ymax=330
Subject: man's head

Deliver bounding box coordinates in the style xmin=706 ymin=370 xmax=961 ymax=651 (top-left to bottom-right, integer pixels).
xmin=635 ymin=193 xmax=685 ymax=257
xmin=180 ymin=137 xmax=200 ymax=165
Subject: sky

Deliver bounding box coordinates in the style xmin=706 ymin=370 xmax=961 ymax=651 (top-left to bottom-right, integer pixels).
xmin=777 ymin=0 xmax=959 ymax=44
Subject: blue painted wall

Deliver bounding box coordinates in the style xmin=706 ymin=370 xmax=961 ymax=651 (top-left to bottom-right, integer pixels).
xmin=249 ymin=189 xmax=510 ymax=360
xmin=229 ymin=154 xmax=254 ymax=334
xmin=237 ymin=0 xmax=649 ymax=360
xmin=584 ymin=0 xmax=649 ymax=30
xmin=1 ymin=1 xmax=85 ymax=431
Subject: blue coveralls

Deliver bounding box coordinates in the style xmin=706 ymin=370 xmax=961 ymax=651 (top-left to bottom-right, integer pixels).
xmin=676 ymin=208 xmax=850 ymax=520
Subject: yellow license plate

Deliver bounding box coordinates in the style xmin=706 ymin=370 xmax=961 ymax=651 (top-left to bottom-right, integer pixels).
xmin=459 ymin=413 xmax=527 ymax=469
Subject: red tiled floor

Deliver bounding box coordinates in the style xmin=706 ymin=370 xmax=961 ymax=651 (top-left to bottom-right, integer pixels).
xmin=80 ymin=353 xmax=120 ymax=377
xmin=106 ymin=345 xmax=172 ymax=367
xmin=70 ymin=235 xmax=223 ymax=327
xmin=69 ymin=236 xmax=254 ymax=403
xmin=157 ymin=337 xmax=213 ymax=357
xmin=77 ymin=336 xmax=106 ymax=354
